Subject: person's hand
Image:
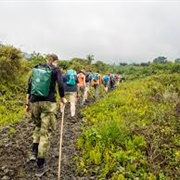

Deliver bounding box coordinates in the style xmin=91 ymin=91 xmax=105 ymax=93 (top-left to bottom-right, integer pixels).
xmin=25 ymin=104 xmax=31 ymax=114
xmin=61 ymin=97 xmax=67 ymax=104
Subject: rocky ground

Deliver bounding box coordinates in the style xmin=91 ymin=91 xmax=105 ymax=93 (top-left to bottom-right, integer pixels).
xmin=0 ymin=98 xmax=95 ymax=180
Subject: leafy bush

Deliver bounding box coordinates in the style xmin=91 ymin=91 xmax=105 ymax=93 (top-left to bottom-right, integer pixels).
xmin=77 ymin=74 xmax=180 ymax=179
xmin=0 ymin=83 xmax=24 ymax=127
xmin=0 ymin=45 xmax=28 ymax=127
xmin=0 ymin=45 xmax=22 ymax=83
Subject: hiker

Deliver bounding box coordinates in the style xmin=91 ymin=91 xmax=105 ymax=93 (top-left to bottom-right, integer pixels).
xmin=109 ymin=73 xmax=115 ymax=89
xmin=84 ymin=70 xmax=93 ymax=102
xmin=119 ymin=74 xmax=125 ymax=83
xmin=77 ymin=70 xmax=86 ymax=105
xmin=62 ymin=69 xmax=78 ymax=121
xmin=91 ymin=71 xmax=101 ymax=98
xmin=26 ymin=54 xmax=67 ymax=177
xmin=114 ymin=73 xmax=120 ymax=86
xmin=102 ymin=74 xmax=110 ymax=92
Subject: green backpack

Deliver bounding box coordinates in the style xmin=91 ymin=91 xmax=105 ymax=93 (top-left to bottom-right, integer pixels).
xmin=30 ymin=64 xmax=52 ymax=97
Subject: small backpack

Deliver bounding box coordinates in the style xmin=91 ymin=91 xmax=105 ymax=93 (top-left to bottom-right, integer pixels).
xmin=78 ymin=73 xmax=85 ymax=86
xmin=65 ymin=69 xmax=77 ymax=85
xmin=103 ymin=75 xmax=109 ymax=83
xmin=85 ymin=72 xmax=92 ymax=82
xmin=110 ymin=74 xmax=115 ymax=80
xmin=92 ymin=73 xmax=99 ymax=82
xmin=31 ymin=64 xmax=52 ymax=97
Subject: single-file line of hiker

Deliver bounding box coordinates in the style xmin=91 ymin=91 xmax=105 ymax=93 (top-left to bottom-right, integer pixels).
xmin=61 ymin=69 xmax=124 ymax=115
xmin=25 ymin=53 xmax=125 ymax=178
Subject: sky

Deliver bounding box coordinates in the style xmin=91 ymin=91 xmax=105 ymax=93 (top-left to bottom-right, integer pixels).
xmin=0 ymin=0 xmax=180 ymax=64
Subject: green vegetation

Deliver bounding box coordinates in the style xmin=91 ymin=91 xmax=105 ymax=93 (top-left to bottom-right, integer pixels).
xmin=0 ymin=84 xmax=25 ymax=127
xmin=77 ymin=74 xmax=180 ymax=179
xmin=0 ymin=44 xmax=180 ymax=179
xmin=0 ymin=45 xmax=27 ymax=127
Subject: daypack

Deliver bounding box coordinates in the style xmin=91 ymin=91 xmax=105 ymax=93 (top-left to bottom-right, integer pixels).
xmin=85 ymin=72 xmax=92 ymax=82
xmin=92 ymin=73 xmax=99 ymax=82
xmin=65 ymin=69 xmax=77 ymax=85
xmin=110 ymin=74 xmax=115 ymax=80
xmin=31 ymin=64 xmax=52 ymax=97
xmin=103 ymin=75 xmax=109 ymax=83
xmin=78 ymin=73 xmax=85 ymax=86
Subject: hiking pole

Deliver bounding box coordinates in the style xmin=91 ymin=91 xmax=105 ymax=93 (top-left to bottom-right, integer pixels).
xmin=58 ymin=103 xmax=66 ymax=180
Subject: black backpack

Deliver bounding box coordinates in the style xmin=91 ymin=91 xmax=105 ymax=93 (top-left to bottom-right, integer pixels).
xmin=85 ymin=72 xmax=92 ymax=82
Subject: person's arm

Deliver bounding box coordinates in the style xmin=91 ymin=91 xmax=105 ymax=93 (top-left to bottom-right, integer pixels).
xmin=99 ymin=74 xmax=102 ymax=84
xmin=25 ymin=77 xmax=31 ymax=113
xmin=26 ymin=94 xmax=30 ymax=105
xmin=83 ymin=74 xmax=86 ymax=85
xmin=56 ymin=68 xmax=67 ymax=103
xmin=77 ymin=74 xmax=79 ymax=86
xmin=76 ymin=74 xmax=79 ymax=84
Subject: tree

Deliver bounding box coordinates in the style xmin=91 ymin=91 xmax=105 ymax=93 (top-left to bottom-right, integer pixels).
xmin=0 ymin=45 xmax=22 ymax=83
xmin=153 ymin=56 xmax=167 ymax=64
xmin=58 ymin=60 xmax=70 ymax=70
xmin=175 ymin=58 xmax=180 ymax=63
xmin=86 ymin=54 xmax=94 ymax=64
xmin=119 ymin=62 xmax=128 ymax=66
xmin=92 ymin=60 xmax=107 ymax=73
xmin=140 ymin=62 xmax=150 ymax=67
xmin=27 ymin=51 xmax=46 ymax=67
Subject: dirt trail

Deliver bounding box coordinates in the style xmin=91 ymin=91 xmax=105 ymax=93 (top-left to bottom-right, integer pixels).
xmin=0 ymin=98 xmax=95 ymax=180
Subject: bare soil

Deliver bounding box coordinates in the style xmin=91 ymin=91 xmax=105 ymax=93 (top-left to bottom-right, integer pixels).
xmin=0 ymin=98 xmax=95 ymax=180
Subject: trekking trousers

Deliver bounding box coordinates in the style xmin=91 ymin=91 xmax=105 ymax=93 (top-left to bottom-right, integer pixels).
xmin=31 ymin=101 xmax=57 ymax=158
xmin=78 ymin=86 xmax=86 ymax=105
xmin=93 ymin=84 xmax=99 ymax=98
xmin=84 ymin=82 xmax=90 ymax=100
xmin=64 ymin=91 xmax=76 ymax=117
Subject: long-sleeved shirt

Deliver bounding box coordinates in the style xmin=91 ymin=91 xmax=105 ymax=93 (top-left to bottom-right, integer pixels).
xmin=27 ymin=63 xmax=65 ymax=102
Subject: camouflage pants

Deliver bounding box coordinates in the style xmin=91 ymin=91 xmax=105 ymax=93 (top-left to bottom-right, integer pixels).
xmin=30 ymin=101 xmax=57 ymax=158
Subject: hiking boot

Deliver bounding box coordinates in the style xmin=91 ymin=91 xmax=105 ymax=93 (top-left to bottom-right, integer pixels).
xmin=29 ymin=143 xmax=38 ymax=161
xmin=29 ymin=153 xmax=37 ymax=161
xmin=35 ymin=165 xmax=48 ymax=177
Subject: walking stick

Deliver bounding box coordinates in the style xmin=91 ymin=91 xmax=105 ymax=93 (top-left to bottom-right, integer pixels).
xmin=58 ymin=103 xmax=66 ymax=180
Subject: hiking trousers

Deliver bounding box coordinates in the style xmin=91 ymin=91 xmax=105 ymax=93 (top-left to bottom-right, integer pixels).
xmin=31 ymin=101 xmax=57 ymax=158
xmin=84 ymin=82 xmax=90 ymax=100
xmin=78 ymin=85 xmax=86 ymax=105
xmin=93 ymin=84 xmax=99 ymax=98
xmin=64 ymin=91 xmax=76 ymax=117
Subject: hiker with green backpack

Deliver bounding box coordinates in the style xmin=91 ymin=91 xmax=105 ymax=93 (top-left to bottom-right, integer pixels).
xmin=26 ymin=54 xmax=67 ymax=177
